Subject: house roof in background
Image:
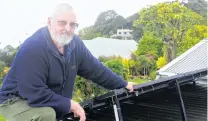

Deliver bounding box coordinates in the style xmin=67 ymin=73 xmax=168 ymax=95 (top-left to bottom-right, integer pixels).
xmin=157 ymin=38 xmax=208 ymax=76
xmin=83 ymin=37 xmax=137 ymax=58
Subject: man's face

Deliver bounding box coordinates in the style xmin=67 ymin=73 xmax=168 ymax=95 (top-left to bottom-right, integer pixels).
xmin=48 ymin=10 xmax=78 ymax=46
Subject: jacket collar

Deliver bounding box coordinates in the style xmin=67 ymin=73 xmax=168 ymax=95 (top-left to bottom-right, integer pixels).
xmin=41 ymin=26 xmax=76 ymax=58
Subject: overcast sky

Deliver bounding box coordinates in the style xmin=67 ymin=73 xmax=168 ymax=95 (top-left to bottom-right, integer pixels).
xmin=0 ymin=0 xmax=174 ymax=48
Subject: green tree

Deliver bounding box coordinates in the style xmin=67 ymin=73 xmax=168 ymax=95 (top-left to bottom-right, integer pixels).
xmin=73 ymin=76 xmax=108 ymax=102
xmin=134 ymin=2 xmax=203 ymax=62
xmin=1 ymin=67 xmax=10 ymax=79
xmin=125 ymin=12 xmax=140 ymax=29
xmin=136 ymin=32 xmax=163 ymax=58
xmin=156 ymin=56 xmax=167 ymax=69
xmin=0 ymin=61 xmax=5 ymax=75
xmin=132 ymin=28 xmax=143 ymax=41
xmin=94 ymin=10 xmax=127 ymax=36
xmin=135 ymin=55 xmax=152 ymax=76
xmin=128 ymin=59 xmax=137 ymax=76
xmin=0 ymin=61 xmax=5 ymax=84
xmin=185 ymin=0 xmax=207 ymax=25
xmin=125 ymin=12 xmax=143 ymax=41
xmin=0 ymin=45 xmax=17 ymax=67
xmin=78 ymin=26 xmax=103 ymax=40
xmin=98 ymin=55 xmax=121 ymax=63
xmin=79 ymin=10 xmax=127 ymax=38
xmin=122 ymin=59 xmax=130 ymax=80
xmin=178 ymin=25 xmax=208 ymax=54
xmin=94 ymin=10 xmax=119 ymax=26
xmin=104 ymin=59 xmax=124 ymax=78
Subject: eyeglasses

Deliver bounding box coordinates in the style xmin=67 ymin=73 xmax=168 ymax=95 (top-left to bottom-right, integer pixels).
xmin=51 ymin=18 xmax=79 ymax=29
xmin=57 ymin=20 xmax=79 ymax=29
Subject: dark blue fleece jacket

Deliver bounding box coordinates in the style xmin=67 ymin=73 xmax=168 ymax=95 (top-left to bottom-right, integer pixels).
xmin=0 ymin=27 xmax=127 ymax=119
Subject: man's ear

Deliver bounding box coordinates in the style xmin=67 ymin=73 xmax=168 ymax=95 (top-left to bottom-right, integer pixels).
xmin=47 ymin=17 xmax=52 ymax=28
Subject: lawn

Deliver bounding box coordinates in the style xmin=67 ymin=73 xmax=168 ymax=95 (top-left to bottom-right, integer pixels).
xmin=128 ymin=78 xmax=148 ymax=84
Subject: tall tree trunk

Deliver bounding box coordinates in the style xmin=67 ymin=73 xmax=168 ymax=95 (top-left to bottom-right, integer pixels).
xmin=146 ymin=67 xmax=148 ymax=80
xmin=172 ymin=40 xmax=177 ymax=60
xmin=164 ymin=43 xmax=172 ymax=62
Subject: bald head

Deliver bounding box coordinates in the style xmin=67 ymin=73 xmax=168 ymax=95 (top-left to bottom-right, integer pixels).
xmin=51 ymin=3 xmax=73 ymax=18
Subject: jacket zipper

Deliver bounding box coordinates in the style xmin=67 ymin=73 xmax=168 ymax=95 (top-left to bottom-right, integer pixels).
xmin=60 ymin=57 xmax=66 ymax=95
xmin=51 ymin=53 xmax=67 ymax=95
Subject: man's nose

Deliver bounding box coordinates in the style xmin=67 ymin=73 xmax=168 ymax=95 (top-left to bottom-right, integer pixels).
xmin=65 ymin=25 xmax=73 ymax=33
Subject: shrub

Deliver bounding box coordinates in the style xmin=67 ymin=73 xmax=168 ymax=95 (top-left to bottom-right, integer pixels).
xmin=104 ymin=59 xmax=124 ymax=77
xmin=149 ymin=70 xmax=157 ymax=80
xmin=156 ymin=57 xmax=167 ymax=69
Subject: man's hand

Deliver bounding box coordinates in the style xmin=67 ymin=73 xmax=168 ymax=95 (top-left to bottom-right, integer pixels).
xmin=125 ymin=82 xmax=136 ymax=92
xmin=70 ymin=100 xmax=86 ymax=121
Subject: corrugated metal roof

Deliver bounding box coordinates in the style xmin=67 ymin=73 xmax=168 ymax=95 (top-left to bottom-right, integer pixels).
xmin=158 ymin=38 xmax=208 ymax=76
xmin=83 ymin=37 xmax=137 ymax=58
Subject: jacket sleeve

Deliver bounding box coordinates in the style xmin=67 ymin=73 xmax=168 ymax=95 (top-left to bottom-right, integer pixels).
xmin=77 ymin=38 xmax=128 ymax=90
xmin=14 ymin=44 xmax=70 ymax=118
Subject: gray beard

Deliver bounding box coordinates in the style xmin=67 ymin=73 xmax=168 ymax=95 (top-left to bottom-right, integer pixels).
xmin=50 ymin=29 xmax=73 ymax=47
xmin=55 ymin=34 xmax=73 ymax=46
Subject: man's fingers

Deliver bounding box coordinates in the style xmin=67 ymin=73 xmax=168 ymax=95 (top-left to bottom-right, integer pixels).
xmin=79 ymin=110 xmax=86 ymax=121
xmin=125 ymin=82 xmax=137 ymax=92
xmin=74 ymin=113 xmax=78 ymax=117
xmin=129 ymin=82 xmax=137 ymax=85
xmin=71 ymin=100 xmax=86 ymax=121
xmin=129 ymin=88 xmax=134 ymax=92
xmin=81 ymin=114 xmax=86 ymax=121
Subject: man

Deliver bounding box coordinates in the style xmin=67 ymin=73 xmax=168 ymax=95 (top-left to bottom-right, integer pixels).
xmin=0 ymin=3 xmax=135 ymax=121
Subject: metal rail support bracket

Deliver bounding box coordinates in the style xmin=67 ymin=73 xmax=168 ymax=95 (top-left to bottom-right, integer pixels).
xmin=111 ymin=91 xmax=124 ymax=121
xmin=175 ymin=80 xmax=188 ymax=121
